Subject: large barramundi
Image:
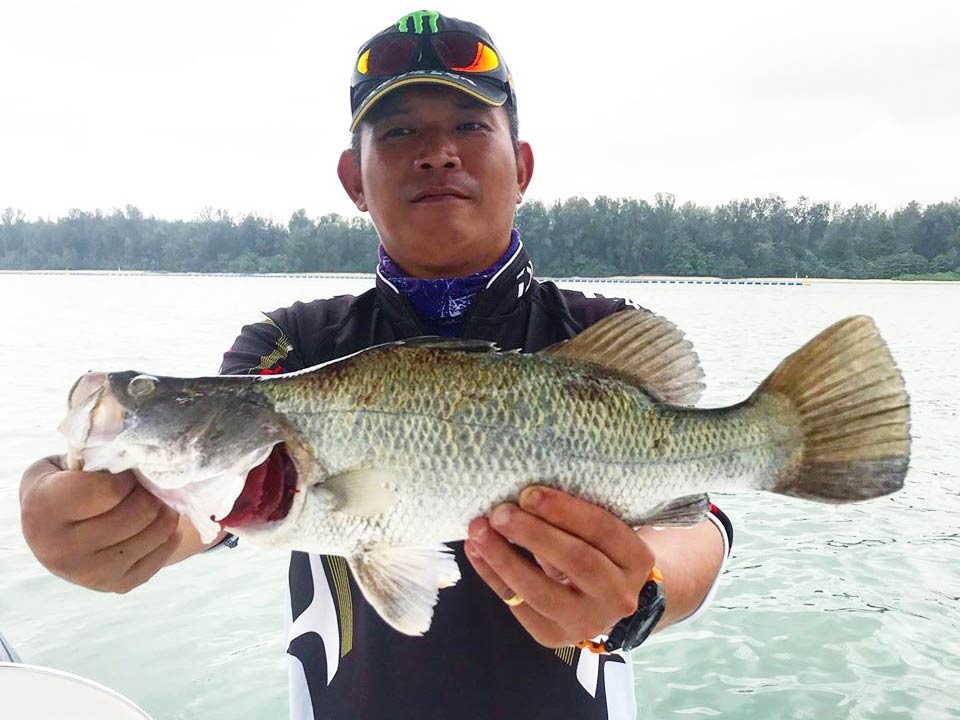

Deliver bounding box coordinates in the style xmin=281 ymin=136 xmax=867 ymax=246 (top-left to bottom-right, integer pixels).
xmin=59 ymin=311 xmax=910 ymax=635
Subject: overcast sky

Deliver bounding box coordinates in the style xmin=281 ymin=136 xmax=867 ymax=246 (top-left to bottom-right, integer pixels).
xmin=1 ymin=0 xmax=958 ymax=222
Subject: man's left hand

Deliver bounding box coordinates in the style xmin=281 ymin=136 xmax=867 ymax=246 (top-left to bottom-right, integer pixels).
xmin=464 ymin=485 xmax=654 ymax=649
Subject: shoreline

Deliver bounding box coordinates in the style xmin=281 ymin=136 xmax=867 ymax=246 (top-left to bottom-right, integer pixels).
xmin=1 ymin=269 xmax=958 ymax=285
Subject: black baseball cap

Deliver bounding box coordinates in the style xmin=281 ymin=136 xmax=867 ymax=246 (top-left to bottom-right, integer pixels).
xmin=349 ymin=10 xmax=515 ymax=132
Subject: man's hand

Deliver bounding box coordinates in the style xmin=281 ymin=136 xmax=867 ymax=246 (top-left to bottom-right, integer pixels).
xmin=19 ymin=456 xmax=183 ymax=593
xmin=464 ymin=485 xmax=656 ymax=648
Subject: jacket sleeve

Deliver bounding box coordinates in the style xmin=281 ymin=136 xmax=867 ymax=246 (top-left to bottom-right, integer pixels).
xmin=548 ymin=284 xmax=642 ymax=333
xmin=677 ymin=503 xmax=734 ymax=625
xmin=220 ymin=310 xmax=306 ymax=376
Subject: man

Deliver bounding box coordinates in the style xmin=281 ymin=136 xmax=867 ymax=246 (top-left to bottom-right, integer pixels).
xmin=20 ymin=11 xmax=732 ymax=719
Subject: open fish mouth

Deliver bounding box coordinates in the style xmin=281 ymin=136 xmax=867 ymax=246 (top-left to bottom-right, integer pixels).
xmin=219 ymin=442 xmax=299 ymax=528
xmin=59 ymin=370 xmax=302 ymax=540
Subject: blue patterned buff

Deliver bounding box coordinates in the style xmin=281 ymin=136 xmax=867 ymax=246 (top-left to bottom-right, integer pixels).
xmin=377 ymin=229 xmax=522 ymax=335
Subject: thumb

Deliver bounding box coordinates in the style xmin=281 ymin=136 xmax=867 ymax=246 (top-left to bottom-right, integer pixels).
xmin=534 ymin=554 xmax=571 ymax=585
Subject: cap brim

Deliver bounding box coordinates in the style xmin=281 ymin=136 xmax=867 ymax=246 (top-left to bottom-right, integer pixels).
xmin=350 ymin=71 xmax=508 ymax=132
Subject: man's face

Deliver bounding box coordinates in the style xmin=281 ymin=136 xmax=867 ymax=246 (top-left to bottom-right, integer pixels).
xmin=338 ymin=85 xmax=533 ymax=278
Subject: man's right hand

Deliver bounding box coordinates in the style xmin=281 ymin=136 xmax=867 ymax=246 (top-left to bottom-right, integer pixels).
xmin=19 ymin=456 xmax=183 ymax=594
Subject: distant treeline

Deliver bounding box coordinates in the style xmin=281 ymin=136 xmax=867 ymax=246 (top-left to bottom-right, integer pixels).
xmin=2 ymin=196 xmax=959 ymax=278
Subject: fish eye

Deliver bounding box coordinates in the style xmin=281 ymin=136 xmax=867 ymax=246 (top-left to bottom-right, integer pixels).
xmin=127 ymin=374 xmax=158 ymax=398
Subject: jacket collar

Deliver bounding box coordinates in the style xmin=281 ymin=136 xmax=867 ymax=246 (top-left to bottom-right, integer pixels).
xmin=375 ymin=239 xmax=535 ymax=335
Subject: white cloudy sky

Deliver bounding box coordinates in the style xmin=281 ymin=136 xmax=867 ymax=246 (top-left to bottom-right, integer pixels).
xmin=1 ymin=0 xmax=958 ymax=221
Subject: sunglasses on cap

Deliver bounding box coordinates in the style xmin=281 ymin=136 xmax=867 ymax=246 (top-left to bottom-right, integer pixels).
xmin=351 ymin=30 xmax=512 ymax=113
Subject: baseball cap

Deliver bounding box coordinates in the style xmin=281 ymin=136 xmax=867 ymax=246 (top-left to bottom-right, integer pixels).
xmin=349 ymin=10 xmax=515 ymax=132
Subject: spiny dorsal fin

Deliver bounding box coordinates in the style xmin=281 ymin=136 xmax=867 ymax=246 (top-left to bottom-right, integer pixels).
xmin=544 ymin=309 xmax=705 ymax=406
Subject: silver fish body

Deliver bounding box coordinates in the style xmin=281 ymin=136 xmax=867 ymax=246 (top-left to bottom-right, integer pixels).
xmin=59 ymin=310 xmax=910 ymax=635
xmin=253 ymin=346 xmax=795 ymax=555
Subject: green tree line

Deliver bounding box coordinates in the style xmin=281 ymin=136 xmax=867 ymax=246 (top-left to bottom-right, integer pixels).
xmin=2 ymin=196 xmax=959 ymax=278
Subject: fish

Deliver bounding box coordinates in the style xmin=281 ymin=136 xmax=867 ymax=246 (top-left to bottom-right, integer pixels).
xmin=58 ymin=310 xmax=910 ymax=636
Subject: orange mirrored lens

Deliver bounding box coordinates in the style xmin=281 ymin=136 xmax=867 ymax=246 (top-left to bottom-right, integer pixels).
xmin=451 ymin=42 xmax=499 ymax=73
xmin=357 ymin=49 xmax=370 ymax=74
xmin=432 ymin=32 xmax=501 ymax=74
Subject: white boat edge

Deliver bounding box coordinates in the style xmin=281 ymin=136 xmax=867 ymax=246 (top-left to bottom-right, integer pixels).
xmin=0 ymin=661 xmax=154 ymax=719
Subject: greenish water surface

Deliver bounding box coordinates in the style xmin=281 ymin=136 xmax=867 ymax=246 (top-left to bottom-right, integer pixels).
xmin=1 ymin=275 xmax=957 ymax=718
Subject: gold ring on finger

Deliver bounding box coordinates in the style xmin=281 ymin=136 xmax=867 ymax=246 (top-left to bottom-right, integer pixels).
xmin=503 ymin=592 xmax=525 ymax=607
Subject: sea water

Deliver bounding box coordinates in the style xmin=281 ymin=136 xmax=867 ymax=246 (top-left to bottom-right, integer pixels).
xmin=1 ymin=274 xmax=957 ymax=719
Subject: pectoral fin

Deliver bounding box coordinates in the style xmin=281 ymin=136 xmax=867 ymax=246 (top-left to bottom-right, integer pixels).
xmin=348 ymin=545 xmax=461 ymax=636
xmin=317 ymin=468 xmax=398 ymax=517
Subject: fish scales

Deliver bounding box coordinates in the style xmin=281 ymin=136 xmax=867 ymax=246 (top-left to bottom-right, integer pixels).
xmin=254 ymin=346 xmax=802 ymax=554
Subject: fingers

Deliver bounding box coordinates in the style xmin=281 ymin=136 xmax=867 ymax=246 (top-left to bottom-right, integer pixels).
xmin=68 ymin=506 xmax=181 ymax=593
xmin=74 ymin=485 xmax=174 ymax=549
xmin=116 ymin=524 xmax=184 ymax=593
xmin=19 ymin=456 xmax=63 ymax=503
xmin=464 ymin=532 xmax=572 ymax=647
xmin=534 ymin=554 xmax=568 ymax=583
xmin=65 ymin=470 xmax=140 ymax=522
xmin=26 ymin=461 xmax=139 ymax=523
xmin=519 ymin=486 xmax=654 ymax=573
xmin=467 ymin=515 xmax=626 ymax=645
xmin=95 ymin=495 xmax=180 ymax=564
xmin=468 ymin=517 xmax=578 ymax=618
xmin=20 ymin=455 xmax=181 ymax=593
xmin=464 ymin=536 xmax=522 ymax=602
xmin=465 ymin=487 xmax=661 ymax=648
xmin=487 ymin=502 xmax=622 ymax=597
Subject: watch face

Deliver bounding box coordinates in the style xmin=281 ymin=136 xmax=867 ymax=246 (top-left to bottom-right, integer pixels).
xmin=608 ymin=578 xmax=667 ymax=653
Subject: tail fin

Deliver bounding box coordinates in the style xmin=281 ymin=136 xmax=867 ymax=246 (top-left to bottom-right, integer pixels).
xmin=756 ymin=316 xmax=910 ymax=502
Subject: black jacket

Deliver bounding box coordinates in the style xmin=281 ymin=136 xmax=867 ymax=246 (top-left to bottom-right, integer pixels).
xmin=220 ymin=244 xmax=730 ymax=720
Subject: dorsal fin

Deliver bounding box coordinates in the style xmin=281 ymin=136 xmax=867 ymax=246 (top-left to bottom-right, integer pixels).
xmin=544 ymin=309 xmax=705 ymax=406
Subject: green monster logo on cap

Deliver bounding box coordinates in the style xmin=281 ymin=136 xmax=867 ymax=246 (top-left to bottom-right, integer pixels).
xmin=397 ymin=10 xmax=440 ymax=34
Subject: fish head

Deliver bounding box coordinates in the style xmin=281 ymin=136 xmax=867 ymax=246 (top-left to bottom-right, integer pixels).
xmin=59 ymin=370 xmax=299 ymax=542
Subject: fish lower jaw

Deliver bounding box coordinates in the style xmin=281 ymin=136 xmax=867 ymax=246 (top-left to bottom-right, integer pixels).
xmin=71 ymin=442 xmax=137 ymax=476
xmin=229 ymin=522 xmax=346 ymax=555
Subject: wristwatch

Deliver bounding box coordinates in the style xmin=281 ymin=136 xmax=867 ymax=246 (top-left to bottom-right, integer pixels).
xmin=575 ymin=567 xmax=666 ymax=654
xmin=604 ymin=571 xmax=666 ymax=652
xmin=203 ymin=533 xmax=239 ymax=552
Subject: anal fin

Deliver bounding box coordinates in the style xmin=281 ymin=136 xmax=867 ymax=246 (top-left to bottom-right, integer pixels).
xmin=348 ymin=545 xmax=461 ymax=636
xmin=635 ymin=494 xmax=711 ymax=527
